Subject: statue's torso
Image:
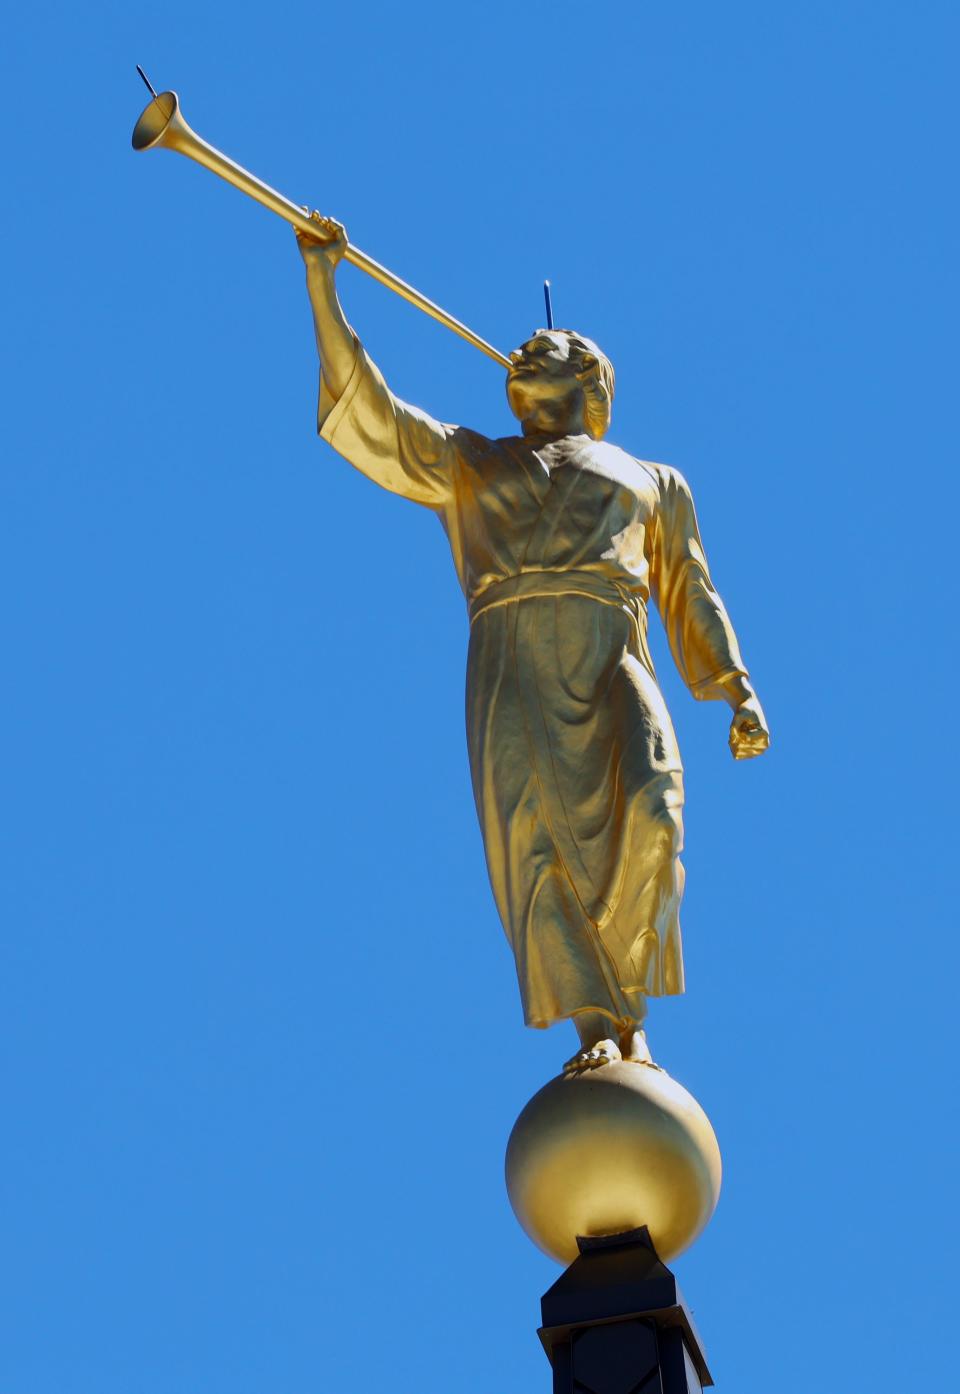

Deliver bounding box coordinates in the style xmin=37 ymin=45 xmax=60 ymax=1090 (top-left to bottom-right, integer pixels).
xmin=443 ymin=431 xmax=664 ymax=608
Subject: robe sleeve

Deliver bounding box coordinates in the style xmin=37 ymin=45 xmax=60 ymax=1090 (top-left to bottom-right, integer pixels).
xmin=318 ymin=338 xmax=456 ymax=510
xmin=649 ymin=465 xmax=749 ymax=702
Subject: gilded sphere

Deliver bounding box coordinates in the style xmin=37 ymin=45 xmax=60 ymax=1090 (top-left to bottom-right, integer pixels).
xmin=505 ymin=1060 xmax=722 ymax=1265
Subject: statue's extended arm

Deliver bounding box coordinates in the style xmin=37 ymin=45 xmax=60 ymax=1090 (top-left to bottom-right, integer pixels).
xmin=651 ymin=467 xmax=770 ymax=762
xmin=295 ymin=216 xmax=457 ymax=510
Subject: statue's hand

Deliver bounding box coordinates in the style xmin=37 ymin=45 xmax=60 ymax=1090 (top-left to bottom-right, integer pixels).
xmin=296 ymin=211 xmax=348 ymax=274
xmin=729 ymin=694 xmax=770 ymax=761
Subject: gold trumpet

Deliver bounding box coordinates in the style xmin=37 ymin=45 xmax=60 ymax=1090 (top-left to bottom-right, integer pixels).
xmin=132 ymin=88 xmax=512 ymax=369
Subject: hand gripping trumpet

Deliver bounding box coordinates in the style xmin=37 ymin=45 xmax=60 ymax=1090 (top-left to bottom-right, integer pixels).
xmin=131 ymin=77 xmax=511 ymax=369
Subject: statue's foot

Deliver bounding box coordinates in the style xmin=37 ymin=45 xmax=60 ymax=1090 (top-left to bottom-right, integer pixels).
xmin=621 ymin=1028 xmax=653 ymax=1064
xmin=620 ymin=1028 xmax=663 ymax=1070
xmin=563 ymin=1038 xmax=623 ymax=1073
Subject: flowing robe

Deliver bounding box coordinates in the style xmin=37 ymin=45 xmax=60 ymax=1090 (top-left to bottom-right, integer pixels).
xmin=319 ymin=343 xmax=750 ymax=1028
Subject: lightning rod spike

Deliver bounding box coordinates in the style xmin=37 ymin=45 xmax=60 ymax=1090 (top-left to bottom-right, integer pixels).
xmin=136 ymin=65 xmax=159 ymax=99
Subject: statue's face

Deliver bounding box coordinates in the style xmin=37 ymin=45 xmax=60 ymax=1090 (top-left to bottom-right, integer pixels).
xmin=506 ymin=331 xmax=584 ymax=425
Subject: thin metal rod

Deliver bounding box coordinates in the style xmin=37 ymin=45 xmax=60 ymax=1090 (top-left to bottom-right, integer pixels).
xmin=543 ymin=279 xmax=554 ymax=330
xmin=136 ymin=65 xmax=158 ymax=99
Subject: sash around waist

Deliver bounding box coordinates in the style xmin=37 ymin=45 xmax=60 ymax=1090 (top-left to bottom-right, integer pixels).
xmin=468 ymin=570 xmax=646 ymax=625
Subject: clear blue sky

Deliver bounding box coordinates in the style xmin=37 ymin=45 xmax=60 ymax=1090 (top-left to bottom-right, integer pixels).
xmin=3 ymin=3 xmax=957 ymax=1390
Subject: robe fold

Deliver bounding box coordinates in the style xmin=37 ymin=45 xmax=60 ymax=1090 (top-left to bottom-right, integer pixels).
xmin=319 ymin=343 xmax=749 ymax=1028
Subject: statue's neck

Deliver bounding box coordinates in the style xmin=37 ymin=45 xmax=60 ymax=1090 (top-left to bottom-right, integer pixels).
xmin=521 ymin=427 xmax=588 ymax=446
xmin=520 ymin=406 xmax=586 ymax=439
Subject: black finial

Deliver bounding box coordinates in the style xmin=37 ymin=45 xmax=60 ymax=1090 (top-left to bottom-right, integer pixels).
xmin=543 ymin=280 xmax=554 ymax=330
xmin=136 ymin=65 xmax=159 ymax=99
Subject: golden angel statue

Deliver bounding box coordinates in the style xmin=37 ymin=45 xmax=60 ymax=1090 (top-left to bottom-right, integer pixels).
xmin=298 ymin=216 xmax=770 ymax=1074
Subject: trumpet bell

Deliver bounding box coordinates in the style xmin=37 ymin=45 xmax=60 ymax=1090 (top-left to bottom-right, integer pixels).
xmin=132 ymin=91 xmax=189 ymax=152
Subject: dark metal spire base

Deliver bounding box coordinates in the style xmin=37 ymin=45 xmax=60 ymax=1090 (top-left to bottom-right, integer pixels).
xmin=538 ymin=1228 xmax=713 ymax=1393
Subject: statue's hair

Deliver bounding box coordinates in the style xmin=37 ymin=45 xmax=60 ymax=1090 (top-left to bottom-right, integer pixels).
xmin=555 ymin=330 xmax=615 ymax=439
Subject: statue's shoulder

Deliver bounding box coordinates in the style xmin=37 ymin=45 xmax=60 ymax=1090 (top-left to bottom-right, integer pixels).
xmin=632 ymin=458 xmax=693 ymax=499
xmin=588 ymin=439 xmax=667 ymax=495
xmin=449 ymin=424 xmax=503 ymax=458
xmin=486 ymin=431 xmax=531 ymax=451
xmin=602 ymin=440 xmax=659 ymax=472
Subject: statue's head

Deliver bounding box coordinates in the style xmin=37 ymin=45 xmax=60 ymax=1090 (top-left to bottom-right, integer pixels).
xmin=506 ymin=329 xmax=615 ymax=440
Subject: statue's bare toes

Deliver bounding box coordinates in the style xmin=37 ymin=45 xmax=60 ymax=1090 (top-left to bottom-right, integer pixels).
xmin=593 ymin=1039 xmax=622 ymax=1067
xmin=563 ymin=1039 xmax=622 ymax=1073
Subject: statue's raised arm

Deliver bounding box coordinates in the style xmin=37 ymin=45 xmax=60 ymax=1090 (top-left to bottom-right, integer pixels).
xmin=298 ymin=216 xmax=461 ymax=510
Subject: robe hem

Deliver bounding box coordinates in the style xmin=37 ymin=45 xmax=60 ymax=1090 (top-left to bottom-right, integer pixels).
xmin=524 ymin=986 xmax=686 ymax=1031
